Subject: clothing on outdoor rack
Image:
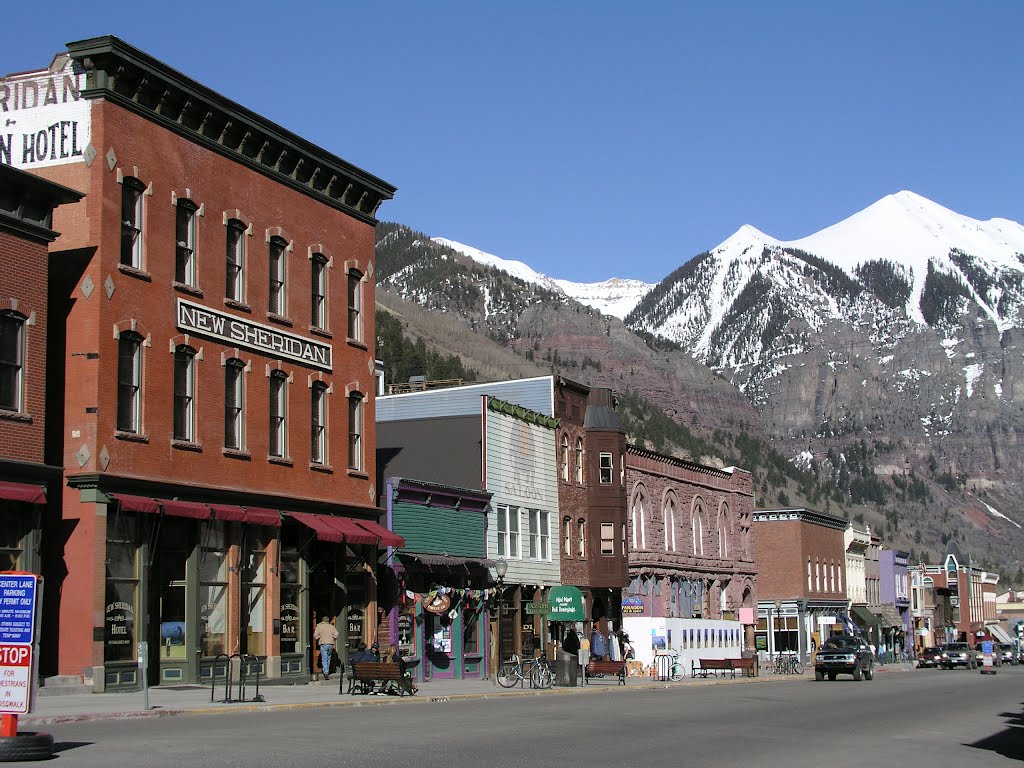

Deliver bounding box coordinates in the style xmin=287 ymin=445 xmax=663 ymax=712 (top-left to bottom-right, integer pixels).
xmin=591 ymin=628 xmax=609 ymax=661
xmin=609 ymin=632 xmax=621 ymax=662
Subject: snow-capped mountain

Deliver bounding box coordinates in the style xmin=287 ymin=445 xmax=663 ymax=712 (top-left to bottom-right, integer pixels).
xmin=433 ymin=237 xmax=653 ymax=319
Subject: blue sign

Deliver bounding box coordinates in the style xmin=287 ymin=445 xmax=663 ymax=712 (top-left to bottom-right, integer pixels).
xmin=0 ymin=574 xmax=38 ymax=644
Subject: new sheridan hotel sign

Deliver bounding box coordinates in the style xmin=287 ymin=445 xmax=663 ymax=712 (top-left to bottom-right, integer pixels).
xmin=177 ymin=299 xmax=332 ymax=370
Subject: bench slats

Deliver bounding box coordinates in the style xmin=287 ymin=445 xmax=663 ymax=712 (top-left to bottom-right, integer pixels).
xmin=584 ymin=660 xmax=627 ymax=686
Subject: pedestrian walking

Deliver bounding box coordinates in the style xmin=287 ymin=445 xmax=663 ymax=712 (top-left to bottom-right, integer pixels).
xmin=313 ymin=614 xmax=339 ymax=681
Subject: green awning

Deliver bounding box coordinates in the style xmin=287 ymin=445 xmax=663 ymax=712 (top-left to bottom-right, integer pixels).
xmin=547 ymin=585 xmax=586 ymax=621
xmin=851 ymin=605 xmax=881 ymax=627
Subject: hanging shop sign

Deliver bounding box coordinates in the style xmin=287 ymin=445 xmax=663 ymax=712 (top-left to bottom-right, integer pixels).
xmin=423 ymin=594 xmax=452 ymax=615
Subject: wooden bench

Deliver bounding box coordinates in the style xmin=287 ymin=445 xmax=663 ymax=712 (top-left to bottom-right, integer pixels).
xmin=584 ymin=660 xmax=627 ymax=685
xmin=347 ymin=662 xmax=415 ymax=696
xmin=692 ymin=658 xmax=754 ymax=679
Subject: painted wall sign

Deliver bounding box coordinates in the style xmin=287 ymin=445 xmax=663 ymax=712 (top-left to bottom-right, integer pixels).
xmin=177 ymin=298 xmax=332 ymax=370
xmin=0 ymin=59 xmax=91 ymax=169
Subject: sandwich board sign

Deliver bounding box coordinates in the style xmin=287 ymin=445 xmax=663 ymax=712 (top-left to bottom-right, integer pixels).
xmin=0 ymin=573 xmax=40 ymax=715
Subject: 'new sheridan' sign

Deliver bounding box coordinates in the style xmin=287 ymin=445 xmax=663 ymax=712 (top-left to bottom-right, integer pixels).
xmin=177 ymin=299 xmax=332 ymax=370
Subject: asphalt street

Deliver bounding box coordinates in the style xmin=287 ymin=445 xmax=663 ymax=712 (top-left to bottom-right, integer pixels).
xmin=31 ymin=666 xmax=1024 ymax=767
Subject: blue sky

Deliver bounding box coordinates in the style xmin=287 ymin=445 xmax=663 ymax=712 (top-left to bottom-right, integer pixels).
xmin=2 ymin=1 xmax=1021 ymax=283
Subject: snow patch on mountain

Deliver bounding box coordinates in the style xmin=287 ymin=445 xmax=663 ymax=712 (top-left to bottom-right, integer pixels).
xmin=433 ymin=237 xmax=654 ymax=319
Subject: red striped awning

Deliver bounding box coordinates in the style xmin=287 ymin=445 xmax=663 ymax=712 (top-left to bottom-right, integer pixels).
xmin=0 ymin=481 xmax=46 ymax=505
xmin=159 ymin=499 xmax=210 ymax=520
xmin=110 ymin=493 xmax=160 ymax=514
xmin=325 ymin=516 xmax=379 ymax=546
xmin=287 ymin=511 xmax=344 ymax=543
xmin=353 ymin=518 xmax=404 ymax=548
xmin=209 ymin=504 xmax=247 ymax=522
xmin=243 ymin=507 xmax=281 ymax=527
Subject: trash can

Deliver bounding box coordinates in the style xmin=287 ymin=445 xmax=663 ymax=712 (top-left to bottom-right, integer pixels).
xmin=555 ymin=650 xmax=579 ymax=687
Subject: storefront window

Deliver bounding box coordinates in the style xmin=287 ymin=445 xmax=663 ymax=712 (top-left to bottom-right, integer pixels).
xmin=278 ymin=550 xmax=300 ymax=654
xmin=157 ymin=553 xmax=187 ymax=661
xmin=0 ymin=517 xmax=22 ymax=570
xmin=243 ymin=540 xmax=267 ymax=656
xmin=104 ymin=514 xmax=138 ymax=663
xmin=397 ymin=611 xmax=415 ymax=658
xmin=199 ymin=522 xmax=228 ymax=657
xmin=463 ymin=605 xmax=480 ymax=654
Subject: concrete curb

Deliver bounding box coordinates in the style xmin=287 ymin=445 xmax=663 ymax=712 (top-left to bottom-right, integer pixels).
xmin=20 ymin=671 xmax=831 ymax=726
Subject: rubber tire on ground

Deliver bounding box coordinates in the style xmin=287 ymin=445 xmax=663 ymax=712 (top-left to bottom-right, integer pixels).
xmin=0 ymin=732 xmax=54 ymax=762
xmin=815 ymin=670 xmax=824 ymax=681
xmin=497 ymin=664 xmax=519 ymax=688
xmin=864 ymin=665 xmax=873 ymax=681
xmin=827 ymin=672 xmax=837 ymax=681
xmin=852 ymin=665 xmax=862 ymax=681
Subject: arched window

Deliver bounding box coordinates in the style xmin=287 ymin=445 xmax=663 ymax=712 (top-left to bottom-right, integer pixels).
xmin=173 ymin=345 xmax=196 ymax=441
xmin=563 ymin=517 xmax=572 ymax=558
xmin=347 ymin=269 xmax=363 ymax=342
xmin=718 ymin=508 xmax=729 ymax=558
xmin=691 ymin=506 xmax=704 ymax=556
xmin=311 ymin=253 xmax=328 ymax=329
xmin=631 ymin=493 xmax=646 ymax=550
xmin=664 ymin=498 xmax=676 ymax=552
xmin=121 ymin=176 xmax=145 ymax=268
xmin=575 ymin=438 xmax=584 ymax=484
xmin=226 ymin=218 xmax=246 ymax=302
xmin=560 ymin=433 xmax=569 ymax=482
xmin=117 ymin=331 xmax=143 ymax=433
xmin=175 ymin=198 xmax=197 ymax=286
xmin=577 ymin=519 xmax=586 ymax=558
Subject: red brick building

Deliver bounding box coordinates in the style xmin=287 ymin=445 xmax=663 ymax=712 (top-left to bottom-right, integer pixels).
xmin=4 ymin=37 xmax=396 ymax=690
xmin=0 ymin=165 xmax=82 ymax=576
xmin=623 ymin=448 xmax=757 ymax=660
xmin=753 ymin=508 xmax=849 ymax=663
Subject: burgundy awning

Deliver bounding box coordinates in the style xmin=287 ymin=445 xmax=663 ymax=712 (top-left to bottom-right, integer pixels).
xmin=159 ymin=499 xmax=210 ymax=520
xmin=110 ymin=493 xmax=160 ymax=514
xmin=0 ymin=481 xmax=46 ymax=505
xmin=287 ymin=511 xmax=343 ymax=543
xmin=209 ymin=504 xmax=246 ymax=522
xmin=353 ymin=518 xmax=405 ymax=548
xmin=243 ymin=507 xmax=281 ymax=527
xmin=325 ymin=516 xmax=379 ymax=546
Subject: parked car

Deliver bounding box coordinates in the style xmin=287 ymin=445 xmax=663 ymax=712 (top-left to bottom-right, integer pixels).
xmin=814 ymin=635 xmax=874 ymax=681
xmin=917 ymin=646 xmax=944 ymax=668
xmin=941 ymin=642 xmax=976 ymax=669
xmin=998 ymin=644 xmax=1017 ymax=665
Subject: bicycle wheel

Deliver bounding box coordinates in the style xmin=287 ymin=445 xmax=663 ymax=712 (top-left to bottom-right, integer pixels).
xmin=668 ymin=662 xmax=686 ymax=682
xmin=534 ymin=664 xmax=554 ymax=689
xmin=791 ymin=660 xmax=804 ymax=675
xmin=497 ymin=663 xmax=520 ymax=688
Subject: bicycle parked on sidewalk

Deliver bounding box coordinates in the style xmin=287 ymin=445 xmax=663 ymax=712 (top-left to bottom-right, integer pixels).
xmin=771 ymin=653 xmax=804 ymax=675
xmin=497 ymin=654 xmax=554 ymax=689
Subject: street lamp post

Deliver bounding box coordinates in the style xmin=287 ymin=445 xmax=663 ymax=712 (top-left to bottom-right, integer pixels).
xmin=774 ymin=599 xmax=783 ymax=656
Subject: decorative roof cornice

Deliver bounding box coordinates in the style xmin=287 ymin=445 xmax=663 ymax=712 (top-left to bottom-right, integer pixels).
xmin=753 ymin=507 xmax=848 ymax=531
xmin=65 ymin=36 xmax=395 ymax=226
xmin=0 ymin=165 xmax=84 ymax=243
xmin=487 ymin=396 xmax=559 ymax=429
xmin=627 ymin=443 xmax=742 ymax=480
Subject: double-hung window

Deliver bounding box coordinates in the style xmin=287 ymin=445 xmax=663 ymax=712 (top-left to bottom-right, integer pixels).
xmin=577 ymin=519 xmax=586 ymax=558
xmin=269 ymin=371 xmax=287 ymax=458
xmin=528 ymin=509 xmax=549 ymax=560
xmin=224 ymin=358 xmax=245 ymax=450
xmin=175 ymin=199 xmax=197 ymax=286
xmin=311 ymin=254 xmax=327 ymax=329
xmin=599 ymin=452 xmax=613 ymax=484
xmin=563 ymin=518 xmax=572 ymax=558
xmin=311 ymin=383 xmax=327 ymax=465
xmin=0 ymin=312 xmax=25 ymax=412
xmin=347 ymin=269 xmax=362 ymax=342
xmin=173 ymin=345 xmax=196 ymax=442
xmin=226 ymin=219 xmax=246 ymax=303
xmin=496 ymin=504 xmax=520 ymax=558
xmin=117 ymin=332 xmax=143 ymax=433
xmin=120 ymin=177 xmax=145 ymax=268
xmin=348 ymin=393 xmax=363 ymax=471
xmin=575 ymin=439 xmax=584 ymax=484
xmin=269 ymin=237 xmax=287 ymax=316
xmin=600 ymin=522 xmax=614 ymax=555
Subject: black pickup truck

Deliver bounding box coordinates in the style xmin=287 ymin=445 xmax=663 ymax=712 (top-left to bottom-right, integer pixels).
xmin=814 ymin=635 xmax=874 ymax=681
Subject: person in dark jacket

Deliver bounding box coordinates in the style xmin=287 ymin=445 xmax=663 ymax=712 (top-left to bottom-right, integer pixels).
xmin=563 ymin=626 xmax=581 ymax=655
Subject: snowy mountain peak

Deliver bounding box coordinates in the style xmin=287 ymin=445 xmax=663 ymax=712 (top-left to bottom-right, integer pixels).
xmin=433 ymin=237 xmax=653 ymax=319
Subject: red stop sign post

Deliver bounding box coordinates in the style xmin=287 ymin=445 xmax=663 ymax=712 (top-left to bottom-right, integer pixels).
xmin=0 ymin=572 xmax=41 ymax=739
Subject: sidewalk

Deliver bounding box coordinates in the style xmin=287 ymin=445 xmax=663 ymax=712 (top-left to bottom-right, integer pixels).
xmin=21 ymin=663 xmax=915 ymax=726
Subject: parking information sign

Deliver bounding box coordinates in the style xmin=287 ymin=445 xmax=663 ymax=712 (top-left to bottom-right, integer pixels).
xmin=0 ymin=575 xmax=37 ymax=644
xmin=0 ymin=573 xmax=39 ymax=716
